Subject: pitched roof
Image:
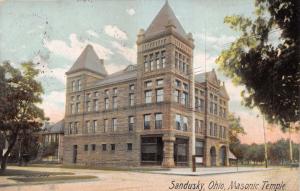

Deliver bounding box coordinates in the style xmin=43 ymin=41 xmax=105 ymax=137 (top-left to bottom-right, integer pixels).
xmin=195 ymin=70 xmax=219 ymax=85
xmin=95 ymin=65 xmax=137 ymax=86
xmin=145 ymin=1 xmax=186 ymax=38
xmin=66 ymin=44 xmax=108 ymax=76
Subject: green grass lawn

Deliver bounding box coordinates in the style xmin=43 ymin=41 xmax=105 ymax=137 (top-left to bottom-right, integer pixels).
xmin=9 ymin=175 xmax=98 ymax=183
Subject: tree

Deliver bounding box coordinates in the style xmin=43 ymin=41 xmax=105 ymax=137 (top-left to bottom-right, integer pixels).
xmin=228 ymin=113 xmax=246 ymax=159
xmin=0 ymin=61 xmax=45 ymax=172
xmin=216 ymin=0 xmax=299 ymax=129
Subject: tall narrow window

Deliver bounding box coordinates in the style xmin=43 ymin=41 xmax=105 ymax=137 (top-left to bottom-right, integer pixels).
xmin=182 ymin=92 xmax=188 ymax=106
xmin=144 ymin=56 xmax=149 ymax=72
xmin=105 ymin=98 xmax=109 ymax=110
xmin=156 ymin=89 xmax=164 ymax=102
xmin=92 ymin=120 xmax=97 ymax=133
xmin=145 ymin=90 xmax=152 ymax=104
xmin=70 ymin=104 xmax=75 ymax=114
xmin=182 ymin=116 xmax=188 ymax=131
xmin=76 ymin=103 xmax=80 ymax=113
xmin=86 ymin=101 xmax=91 ymax=112
xmin=174 ymin=90 xmax=180 ymax=103
xmin=77 ymin=80 xmax=82 ymax=91
xmin=72 ymin=81 xmax=76 ymax=92
xmin=144 ymin=114 xmax=151 ymax=129
xmin=214 ymin=123 xmax=218 ymax=137
xmin=161 ymin=51 xmax=166 ymax=68
xmin=156 ymin=52 xmax=160 ymax=69
xmin=155 ymin=113 xmax=163 ymax=129
xmin=176 ymin=114 xmax=181 ymax=130
xmin=150 ymin=54 xmax=154 ymax=71
xmin=112 ymin=118 xmax=117 ymax=132
xmin=112 ymin=96 xmax=117 ymax=109
xmin=104 ymin=119 xmax=108 ymax=132
xmin=86 ymin=121 xmax=90 ymax=134
xmin=128 ymin=116 xmax=134 ymax=131
xmin=209 ymin=122 xmax=213 ymax=136
xmin=94 ymin=100 xmax=99 ymax=111
xmin=129 ymin=93 xmax=135 ymax=106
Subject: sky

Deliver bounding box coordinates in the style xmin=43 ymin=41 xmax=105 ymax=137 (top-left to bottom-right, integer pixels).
xmin=0 ymin=0 xmax=299 ymax=144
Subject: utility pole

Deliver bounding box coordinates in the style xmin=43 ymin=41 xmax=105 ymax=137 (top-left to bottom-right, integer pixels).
xmin=262 ymin=116 xmax=268 ymax=168
xmin=289 ymin=125 xmax=293 ymax=163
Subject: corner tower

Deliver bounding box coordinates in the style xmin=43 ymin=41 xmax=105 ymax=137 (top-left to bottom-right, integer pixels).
xmin=136 ymin=1 xmax=195 ymax=168
xmin=65 ymin=44 xmax=107 ymax=134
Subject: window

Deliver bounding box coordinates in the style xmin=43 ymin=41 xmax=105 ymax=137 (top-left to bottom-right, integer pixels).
xmin=199 ymin=99 xmax=204 ymax=112
xmin=105 ymin=98 xmax=109 ymax=110
xmin=214 ymin=103 xmax=218 ymax=115
xmin=94 ymin=100 xmax=99 ymax=111
xmin=78 ymin=80 xmax=82 ymax=91
xmin=113 ymin=88 xmax=118 ymax=95
xmin=183 ymin=83 xmax=188 ymax=91
xmin=84 ymin=144 xmax=88 ymax=151
xmin=209 ymin=122 xmax=213 ymax=136
xmin=127 ymin=143 xmax=132 ymax=151
xmin=175 ymin=80 xmax=181 ymax=88
xmin=155 ymin=113 xmax=163 ymax=129
xmin=196 ymin=141 xmax=204 ymax=156
xmin=182 ymin=116 xmax=188 ymax=131
xmin=86 ymin=93 xmax=91 ymax=100
xmin=156 ymin=79 xmax=163 ymax=86
xmin=76 ymin=95 xmax=80 ymax=101
xmin=161 ymin=51 xmax=166 ymax=68
xmin=200 ymin=120 xmax=204 ymax=134
xmin=214 ymin=123 xmax=218 ymax=137
xmin=70 ymin=104 xmax=75 ymax=114
xmin=102 ymin=144 xmax=107 ymax=151
xmin=94 ymin=91 xmax=99 ymax=97
xmin=86 ymin=101 xmax=91 ymax=112
xmin=112 ymin=96 xmax=117 ymax=109
xmin=69 ymin=123 xmax=73 ymax=134
xmin=111 ymin=144 xmax=115 ymax=151
xmin=210 ymin=101 xmax=213 ymax=114
xmin=174 ymin=90 xmax=180 ymax=103
xmin=182 ymin=92 xmax=188 ymax=106
xmin=156 ymin=89 xmax=164 ymax=102
xmin=129 ymin=93 xmax=135 ymax=106
xmin=72 ymin=81 xmax=76 ymax=92
xmin=145 ymin=90 xmax=152 ymax=104
xmin=144 ymin=56 xmax=149 ymax=72
xmin=129 ymin=84 xmax=135 ymax=90
xmin=104 ymin=119 xmax=108 ymax=132
xmin=145 ymin=81 xmax=152 ymax=88
xmin=105 ymin=89 xmax=109 ymax=96
xmin=71 ymin=96 xmax=75 ymax=102
xmin=144 ymin=114 xmax=151 ymax=129
xmin=176 ymin=114 xmax=181 ymax=130
xmin=128 ymin=116 xmax=134 ymax=131
xmin=219 ymin=126 xmax=223 ymax=138
xmin=112 ymin=118 xmax=117 ymax=132
xmin=92 ymin=120 xmax=97 ymax=133
xmin=91 ymin=144 xmax=96 ymax=151
xmin=156 ymin=53 xmax=160 ymax=69
xmin=76 ymin=103 xmax=80 ymax=113
xmin=86 ymin=121 xmax=90 ymax=134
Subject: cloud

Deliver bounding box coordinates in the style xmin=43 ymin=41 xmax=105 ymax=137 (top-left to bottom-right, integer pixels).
xmin=194 ymin=33 xmax=236 ymax=51
xmin=104 ymin=25 xmax=128 ymax=41
xmin=33 ymin=55 xmax=67 ymax=84
xmin=43 ymin=33 xmax=113 ymax=61
xmin=193 ymin=51 xmax=217 ymax=72
xmin=126 ymin=8 xmax=136 ymax=16
xmin=224 ymin=80 xmax=245 ymax=103
xmin=86 ymin=30 xmax=99 ymax=38
xmin=111 ymin=41 xmax=136 ymax=64
xmin=41 ymin=91 xmax=65 ymax=123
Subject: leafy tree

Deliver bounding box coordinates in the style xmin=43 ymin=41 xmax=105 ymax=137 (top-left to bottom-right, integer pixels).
xmin=216 ymin=0 xmax=299 ymax=129
xmin=228 ymin=113 xmax=246 ymax=159
xmin=0 ymin=61 xmax=46 ymax=172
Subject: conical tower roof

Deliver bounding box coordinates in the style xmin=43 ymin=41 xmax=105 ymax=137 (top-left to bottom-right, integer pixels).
xmin=145 ymin=1 xmax=186 ymax=38
xmin=66 ymin=44 xmax=107 ymax=76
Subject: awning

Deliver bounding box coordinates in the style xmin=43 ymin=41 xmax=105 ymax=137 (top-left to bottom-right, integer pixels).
xmin=228 ymin=150 xmax=237 ymax=160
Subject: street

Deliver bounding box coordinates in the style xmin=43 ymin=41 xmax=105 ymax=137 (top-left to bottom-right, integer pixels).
xmin=0 ymin=166 xmax=299 ymax=191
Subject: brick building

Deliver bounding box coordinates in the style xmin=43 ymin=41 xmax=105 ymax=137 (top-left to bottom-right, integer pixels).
xmin=63 ymin=1 xmax=229 ymax=168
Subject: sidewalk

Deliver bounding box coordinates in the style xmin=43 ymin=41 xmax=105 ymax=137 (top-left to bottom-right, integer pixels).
xmin=148 ymin=167 xmax=277 ymax=176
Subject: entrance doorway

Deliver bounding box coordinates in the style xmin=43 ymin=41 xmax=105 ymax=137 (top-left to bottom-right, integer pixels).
xmin=73 ymin=145 xmax=77 ymax=164
xmin=210 ymin=146 xmax=216 ymax=166
xmin=174 ymin=138 xmax=188 ymax=166
xmin=220 ymin=146 xmax=227 ymax=166
xmin=141 ymin=136 xmax=163 ymax=165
